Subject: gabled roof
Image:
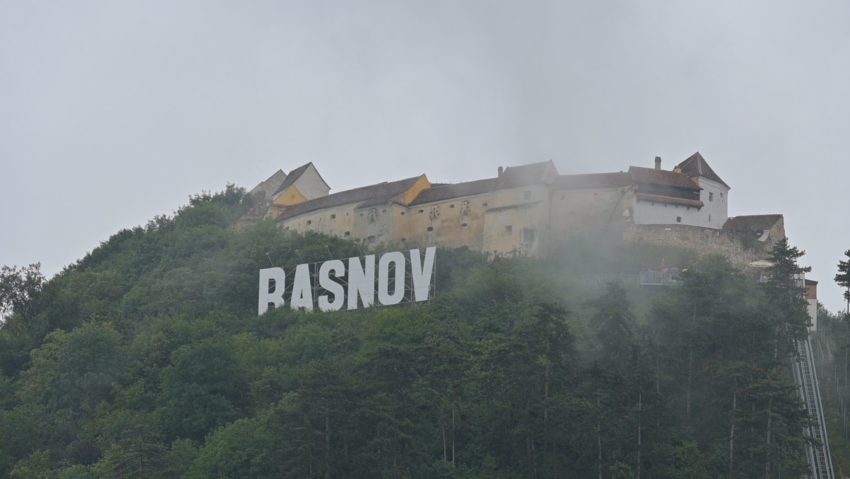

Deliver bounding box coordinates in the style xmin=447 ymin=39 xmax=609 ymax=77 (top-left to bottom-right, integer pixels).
xmin=498 ymin=160 xmax=558 ymax=188
xmin=676 ymin=152 xmax=729 ymax=188
xmin=410 ymin=178 xmax=498 ymax=205
xmin=249 ymin=169 xmax=287 ymax=197
xmin=628 ymin=166 xmax=701 ymax=190
xmin=408 ymin=161 xmax=557 ymax=206
xmin=272 ymin=162 xmax=330 ymax=196
xmin=553 ymin=172 xmax=632 ymax=189
xmin=722 ymin=214 xmax=783 ymax=233
xmin=276 ymin=175 xmax=424 ymax=221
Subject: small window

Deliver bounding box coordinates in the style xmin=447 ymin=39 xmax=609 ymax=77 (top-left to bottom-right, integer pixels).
xmin=382 ymin=209 xmax=386 ymax=213
xmin=400 ymin=211 xmax=405 ymax=215
xmin=676 ymin=216 xmax=682 ymax=223
xmin=482 ymin=202 xmax=488 ymax=207
xmin=330 ymin=214 xmax=336 ymax=219
xmin=306 ymin=220 xmax=312 ymax=225
xmin=720 ymin=192 xmax=724 ymax=198
xmin=344 ymin=231 xmax=351 ymax=237
xmin=523 ymin=191 xmax=532 ymax=200
xmin=367 ymin=235 xmax=376 ymax=244
xmin=709 ymin=192 xmax=714 ymax=202
xmin=461 ymin=223 xmax=468 ymax=228
xmin=450 ymin=204 xmax=455 ymax=208
xmin=418 ymin=209 xmax=424 ymax=213
xmin=505 ymin=225 xmax=513 ymax=235
xmin=709 ymin=214 xmax=712 ymax=222
xmin=401 ymin=237 xmax=407 ymax=242
xmin=427 ymin=226 xmax=434 ymax=232
xmin=522 ymin=228 xmax=536 ymax=243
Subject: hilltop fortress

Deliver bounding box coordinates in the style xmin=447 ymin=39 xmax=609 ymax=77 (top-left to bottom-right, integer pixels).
xmin=245 ymin=152 xmax=785 ymax=265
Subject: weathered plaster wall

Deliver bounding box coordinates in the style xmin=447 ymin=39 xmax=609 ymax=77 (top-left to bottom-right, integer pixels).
xmin=402 ymin=195 xmax=488 ymax=251
xmin=279 ymin=204 xmax=357 ymax=240
xmin=352 ymin=204 xmax=398 ymax=246
xmin=623 ymin=224 xmax=769 ymax=266
xmin=549 ymin=187 xmax=632 ymax=243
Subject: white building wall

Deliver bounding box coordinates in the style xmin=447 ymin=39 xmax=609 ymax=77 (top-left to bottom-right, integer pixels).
xmin=632 ymin=177 xmax=729 ymax=229
xmin=694 ymin=178 xmax=729 ymax=229
xmin=632 ymin=200 xmax=704 ymax=227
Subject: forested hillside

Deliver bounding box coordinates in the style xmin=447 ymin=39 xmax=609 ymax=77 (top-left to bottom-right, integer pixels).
xmin=0 ymin=187 xmax=815 ymax=478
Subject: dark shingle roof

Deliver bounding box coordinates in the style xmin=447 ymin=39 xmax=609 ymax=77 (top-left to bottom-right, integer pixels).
xmin=723 ymin=214 xmax=783 ymax=233
xmin=276 ymin=176 xmax=423 ymax=221
xmin=677 ymin=152 xmax=729 ymax=188
xmin=273 ymin=163 xmax=311 ymax=196
xmin=409 ymin=161 xmax=557 ymax=206
xmin=250 ymin=169 xmax=287 ymax=197
xmin=628 ymin=166 xmax=700 ymax=190
xmin=409 ymin=178 xmax=498 ymax=205
xmin=498 ymin=160 xmax=557 ymax=187
xmin=553 ymin=172 xmax=632 ymax=189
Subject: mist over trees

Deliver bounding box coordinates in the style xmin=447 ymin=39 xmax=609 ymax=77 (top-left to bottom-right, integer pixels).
xmin=0 ymin=187 xmax=821 ymax=478
xmin=836 ymin=250 xmax=850 ymax=315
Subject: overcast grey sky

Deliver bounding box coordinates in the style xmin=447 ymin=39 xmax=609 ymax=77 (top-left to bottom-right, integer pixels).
xmin=2 ymin=0 xmax=849 ymax=312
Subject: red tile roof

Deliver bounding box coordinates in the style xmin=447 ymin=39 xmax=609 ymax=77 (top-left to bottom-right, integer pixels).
xmin=635 ymin=192 xmax=704 ymax=208
xmin=628 ymin=166 xmax=700 ymax=190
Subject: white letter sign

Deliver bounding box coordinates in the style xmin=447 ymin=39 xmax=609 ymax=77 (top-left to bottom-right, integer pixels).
xmin=258 ymin=267 xmax=286 ymax=315
xmin=258 ymin=248 xmax=436 ymax=315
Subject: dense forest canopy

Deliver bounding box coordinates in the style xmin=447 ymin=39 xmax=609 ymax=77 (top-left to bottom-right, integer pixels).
xmin=0 ymin=186 xmax=821 ymax=478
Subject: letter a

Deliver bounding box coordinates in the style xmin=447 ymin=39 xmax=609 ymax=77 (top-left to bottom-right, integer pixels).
xmin=290 ymin=263 xmax=314 ymax=311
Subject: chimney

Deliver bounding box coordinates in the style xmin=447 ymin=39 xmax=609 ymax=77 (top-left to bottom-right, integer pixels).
xmin=654 ymin=156 xmax=662 ymax=170
xmin=497 ymin=166 xmax=504 ymax=177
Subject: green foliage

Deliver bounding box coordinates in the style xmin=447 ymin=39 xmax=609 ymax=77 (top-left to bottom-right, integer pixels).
xmin=813 ymin=305 xmax=850 ymax=473
xmin=836 ymin=249 xmax=850 ymax=314
xmin=0 ymin=263 xmax=44 ymax=320
xmin=0 ymin=186 xmax=814 ymax=477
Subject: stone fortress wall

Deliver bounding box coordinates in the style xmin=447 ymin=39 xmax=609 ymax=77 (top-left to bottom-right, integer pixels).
xmin=244 ymin=153 xmax=786 ymax=267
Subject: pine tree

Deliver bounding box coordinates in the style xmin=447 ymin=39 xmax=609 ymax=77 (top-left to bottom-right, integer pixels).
xmin=590 ymin=282 xmax=635 ymax=373
xmin=765 ymin=238 xmax=812 ymax=355
xmin=836 ymin=249 xmax=850 ymax=315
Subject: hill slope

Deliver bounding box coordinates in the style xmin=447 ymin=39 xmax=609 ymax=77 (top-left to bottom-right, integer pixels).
xmin=0 ymin=186 xmax=813 ymax=478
